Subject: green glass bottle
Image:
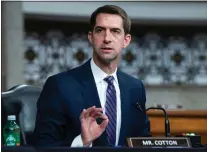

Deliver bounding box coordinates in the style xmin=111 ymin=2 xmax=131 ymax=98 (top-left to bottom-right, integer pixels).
xmin=3 ymin=115 xmax=20 ymax=146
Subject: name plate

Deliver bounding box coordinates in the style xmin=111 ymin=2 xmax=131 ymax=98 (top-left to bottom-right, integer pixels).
xmin=127 ymin=137 xmax=191 ymax=148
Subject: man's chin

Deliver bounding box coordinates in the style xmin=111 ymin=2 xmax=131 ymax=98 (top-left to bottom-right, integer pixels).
xmin=101 ymin=57 xmax=116 ymax=64
xmin=93 ymin=53 xmax=118 ymax=64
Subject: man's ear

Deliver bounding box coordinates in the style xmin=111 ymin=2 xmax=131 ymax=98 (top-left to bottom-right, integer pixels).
xmin=88 ymin=31 xmax=93 ymax=44
xmin=123 ymin=34 xmax=131 ymax=48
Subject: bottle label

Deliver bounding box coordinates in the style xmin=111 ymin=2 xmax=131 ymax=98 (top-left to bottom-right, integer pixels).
xmin=5 ymin=135 xmax=16 ymax=146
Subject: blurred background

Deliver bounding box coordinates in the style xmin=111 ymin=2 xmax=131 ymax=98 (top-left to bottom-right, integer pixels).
xmin=2 ymin=1 xmax=207 ymax=109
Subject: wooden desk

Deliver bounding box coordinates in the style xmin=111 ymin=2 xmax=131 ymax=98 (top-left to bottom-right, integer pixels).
xmin=147 ymin=110 xmax=207 ymax=144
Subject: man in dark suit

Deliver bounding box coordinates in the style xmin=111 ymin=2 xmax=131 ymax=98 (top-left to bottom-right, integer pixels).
xmin=31 ymin=5 xmax=150 ymax=147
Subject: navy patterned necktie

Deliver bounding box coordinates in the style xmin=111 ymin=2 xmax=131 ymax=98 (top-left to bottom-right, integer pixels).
xmin=104 ymin=76 xmax=117 ymax=146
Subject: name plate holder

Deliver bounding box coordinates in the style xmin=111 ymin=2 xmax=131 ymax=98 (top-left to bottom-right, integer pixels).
xmin=127 ymin=137 xmax=192 ymax=148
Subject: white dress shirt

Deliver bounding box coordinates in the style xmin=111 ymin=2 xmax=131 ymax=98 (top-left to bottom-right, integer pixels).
xmin=71 ymin=58 xmax=121 ymax=147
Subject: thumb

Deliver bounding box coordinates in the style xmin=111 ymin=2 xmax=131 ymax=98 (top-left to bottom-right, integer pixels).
xmin=99 ymin=118 xmax=109 ymax=130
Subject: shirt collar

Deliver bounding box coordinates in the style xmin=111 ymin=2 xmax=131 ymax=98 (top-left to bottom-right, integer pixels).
xmin=90 ymin=58 xmax=118 ymax=85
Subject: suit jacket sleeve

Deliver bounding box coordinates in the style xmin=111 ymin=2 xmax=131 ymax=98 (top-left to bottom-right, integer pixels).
xmin=31 ymin=76 xmax=71 ymax=146
xmin=140 ymin=81 xmax=151 ymax=137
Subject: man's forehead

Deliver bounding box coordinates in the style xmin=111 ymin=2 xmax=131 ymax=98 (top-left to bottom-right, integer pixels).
xmin=94 ymin=13 xmax=124 ymax=29
xmin=96 ymin=13 xmax=123 ymax=22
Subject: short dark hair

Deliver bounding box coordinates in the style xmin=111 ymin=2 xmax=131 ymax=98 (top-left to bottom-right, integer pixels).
xmin=90 ymin=5 xmax=131 ymax=34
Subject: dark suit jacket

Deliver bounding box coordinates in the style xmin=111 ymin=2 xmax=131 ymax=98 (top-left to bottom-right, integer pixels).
xmin=31 ymin=59 xmax=150 ymax=147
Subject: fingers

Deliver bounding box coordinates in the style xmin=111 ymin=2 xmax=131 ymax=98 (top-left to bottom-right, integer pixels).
xmin=80 ymin=109 xmax=87 ymax=120
xmin=90 ymin=112 xmax=108 ymax=120
xmin=88 ymin=106 xmax=103 ymax=117
xmin=99 ymin=117 xmax=109 ymax=130
xmin=80 ymin=106 xmax=104 ymax=120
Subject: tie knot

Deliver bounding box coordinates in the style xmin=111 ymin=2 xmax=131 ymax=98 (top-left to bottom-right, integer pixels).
xmin=104 ymin=76 xmax=114 ymax=85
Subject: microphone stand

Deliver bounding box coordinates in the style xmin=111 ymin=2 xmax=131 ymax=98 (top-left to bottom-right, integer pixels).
xmin=146 ymin=107 xmax=171 ymax=137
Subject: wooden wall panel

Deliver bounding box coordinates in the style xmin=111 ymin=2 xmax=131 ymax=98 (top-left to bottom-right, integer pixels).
xmin=147 ymin=110 xmax=207 ymax=144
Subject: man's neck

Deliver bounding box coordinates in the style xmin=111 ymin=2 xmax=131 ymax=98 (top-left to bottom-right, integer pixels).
xmin=93 ymin=57 xmax=117 ymax=75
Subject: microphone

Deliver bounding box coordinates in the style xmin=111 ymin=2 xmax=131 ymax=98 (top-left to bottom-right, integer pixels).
xmin=146 ymin=106 xmax=171 ymax=137
xmin=134 ymin=102 xmax=144 ymax=112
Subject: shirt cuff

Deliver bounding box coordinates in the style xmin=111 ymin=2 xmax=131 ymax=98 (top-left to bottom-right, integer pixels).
xmin=71 ymin=134 xmax=92 ymax=147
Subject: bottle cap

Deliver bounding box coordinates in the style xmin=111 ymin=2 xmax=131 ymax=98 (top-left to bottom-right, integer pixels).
xmin=8 ymin=115 xmax=16 ymax=120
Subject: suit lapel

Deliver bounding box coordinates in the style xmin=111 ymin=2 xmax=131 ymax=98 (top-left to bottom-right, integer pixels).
xmin=78 ymin=59 xmax=108 ymax=146
xmin=117 ymin=71 xmax=131 ymax=146
xmin=78 ymin=60 xmax=102 ymax=109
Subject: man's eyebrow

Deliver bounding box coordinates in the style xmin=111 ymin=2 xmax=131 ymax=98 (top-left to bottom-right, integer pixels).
xmin=111 ymin=28 xmax=121 ymax=31
xmin=94 ymin=26 xmax=105 ymax=30
xmin=94 ymin=26 xmax=121 ymax=31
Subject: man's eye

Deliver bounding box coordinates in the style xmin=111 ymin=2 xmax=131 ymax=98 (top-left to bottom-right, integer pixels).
xmin=96 ymin=29 xmax=102 ymax=33
xmin=112 ymin=30 xmax=120 ymax=34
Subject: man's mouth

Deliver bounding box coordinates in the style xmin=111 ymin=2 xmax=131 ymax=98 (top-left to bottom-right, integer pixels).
xmin=101 ymin=47 xmax=113 ymax=53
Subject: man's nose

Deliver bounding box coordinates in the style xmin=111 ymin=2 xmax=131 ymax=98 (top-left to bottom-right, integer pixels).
xmin=103 ymin=31 xmax=112 ymax=44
